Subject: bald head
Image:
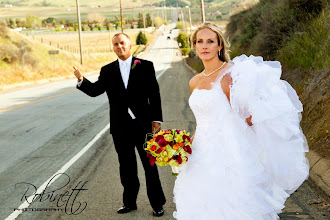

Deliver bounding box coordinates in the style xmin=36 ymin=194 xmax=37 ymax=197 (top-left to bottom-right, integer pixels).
xmin=112 ymin=33 xmax=132 ymax=60
xmin=112 ymin=33 xmax=130 ymax=42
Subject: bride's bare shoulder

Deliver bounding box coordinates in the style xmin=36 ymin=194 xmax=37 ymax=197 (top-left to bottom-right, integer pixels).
xmin=189 ymin=74 xmax=202 ymax=92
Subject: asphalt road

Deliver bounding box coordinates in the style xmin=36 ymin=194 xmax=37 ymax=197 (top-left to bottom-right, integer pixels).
xmin=0 ymin=27 xmax=329 ymax=220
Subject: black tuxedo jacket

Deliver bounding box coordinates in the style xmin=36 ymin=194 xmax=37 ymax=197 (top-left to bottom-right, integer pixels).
xmin=78 ymin=56 xmax=162 ymax=134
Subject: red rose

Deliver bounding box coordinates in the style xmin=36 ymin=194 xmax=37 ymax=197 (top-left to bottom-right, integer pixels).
xmin=186 ymin=146 xmax=192 ymax=154
xmin=158 ymin=139 xmax=168 ymax=147
xmin=173 ymin=154 xmax=183 ymax=164
xmin=149 ymin=155 xmax=156 ymax=166
xmin=132 ymin=59 xmax=141 ymax=69
xmin=155 ymin=135 xmax=164 ymax=142
xmin=150 ymin=145 xmax=157 ymax=151
xmin=134 ymin=59 xmax=141 ymax=66
xmin=183 ymin=135 xmax=191 ymax=142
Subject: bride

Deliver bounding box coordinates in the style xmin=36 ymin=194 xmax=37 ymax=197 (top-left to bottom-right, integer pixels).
xmin=173 ymin=22 xmax=309 ymax=220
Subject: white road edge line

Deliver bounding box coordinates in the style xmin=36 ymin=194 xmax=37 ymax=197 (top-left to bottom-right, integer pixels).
xmin=5 ymin=124 xmax=110 ymax=220
xmin=6 ymin=34 xmax=171 ymax=220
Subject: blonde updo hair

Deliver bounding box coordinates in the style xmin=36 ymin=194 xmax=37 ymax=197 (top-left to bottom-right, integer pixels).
xmin=191 ymin=22 xmax=230 ymax=62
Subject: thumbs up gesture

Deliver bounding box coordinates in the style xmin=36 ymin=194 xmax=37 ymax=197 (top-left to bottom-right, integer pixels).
xmin=73 ymin=66 xmax=83 ymax=82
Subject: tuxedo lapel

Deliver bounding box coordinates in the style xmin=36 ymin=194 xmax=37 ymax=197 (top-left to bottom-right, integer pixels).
xmin=127 ymin=56 xmax=138 ymax=90
xmin=114 ymin=59 xmax=126 ymax=91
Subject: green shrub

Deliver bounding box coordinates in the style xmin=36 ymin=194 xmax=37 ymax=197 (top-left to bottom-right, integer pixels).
xmin=180 ymin=48 xmax=190 ymax=56
xmin=176 ymin=21 xmax=183 ymax=29
xmin=226 ymin=0 xmax=328 ymax=62
xmin=277 ymin=8 xmax=329 ymax=70
xmin=188 ymin=49 xmax=196 ymax=58
xmin=0 ymin=20 xmax=8 ymax=38
xmin=0 ymin=44 xmax=19 ymax=63
xmin=136 ymin=31 xmax=147 ymax=45
xmin=177 ymin=32 xmax=188 ymax=48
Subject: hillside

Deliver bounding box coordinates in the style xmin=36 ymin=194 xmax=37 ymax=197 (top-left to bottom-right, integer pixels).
xmin=226 ymin=0 xmax=329 ymax=159
xmin=0 ymin=0 xmax=258 ymax=26
xmin=0 ymin=21 xmax=116 ymax=89
xmin=1 ymin=0 xmax=253 ymax=8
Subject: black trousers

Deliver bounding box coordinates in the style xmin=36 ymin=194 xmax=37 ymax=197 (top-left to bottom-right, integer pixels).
xmin=112 ymin=119 xmax=166 ymax=209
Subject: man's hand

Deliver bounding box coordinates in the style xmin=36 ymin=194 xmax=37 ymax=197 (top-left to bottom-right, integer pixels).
xmin=152 ymin=122 xmax=161 ymax=133
xmin=73 ymin=66 xmax=83 ymax=82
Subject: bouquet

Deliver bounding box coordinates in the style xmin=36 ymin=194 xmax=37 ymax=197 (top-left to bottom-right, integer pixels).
xmin=145 ymin=129 xmax=192 ymax=176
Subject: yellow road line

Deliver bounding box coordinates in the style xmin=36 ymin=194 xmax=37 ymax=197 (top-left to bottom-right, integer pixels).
xmin=0 ymin=89 xmax=77 ymax=113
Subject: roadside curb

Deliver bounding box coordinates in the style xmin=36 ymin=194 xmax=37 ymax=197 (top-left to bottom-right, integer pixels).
xmin=182 ymin=55 xmax=330 ymax=197
xmin=306 ymin=151 xmax=330 ymax=196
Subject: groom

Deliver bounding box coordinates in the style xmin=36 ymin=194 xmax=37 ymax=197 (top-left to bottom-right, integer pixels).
xmin=73 ymin=33 xmax=166 ymax=216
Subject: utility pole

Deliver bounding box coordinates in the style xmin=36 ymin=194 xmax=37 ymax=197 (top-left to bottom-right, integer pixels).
xmin=120 ymin=0 xmax=124 ymax=32
xmin=20 ymin=42 xmax=25 ymax=75
xmin=181 ymin=9 xmax=186 ymax=32
xmin=187 ymin=6 xmax=192 ymax=48
xmin=181 ymin=9 xmax=189 ymax=49
xmin=200 ymin=0 xmax=205 ymax=23
xmin=164 ymin=0 xmax=167 ymax=23
xmin=142 ymin=0 xmax=146 ymax=34
xmin=75 ymin=0 xmax=83 ymax=65
xmin=109 ymin=24 xmax=112 ymax=51
xmin=176 ymin=2 xmax=179 ymax=22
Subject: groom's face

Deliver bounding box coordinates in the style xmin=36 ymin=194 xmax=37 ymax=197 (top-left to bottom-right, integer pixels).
xmin=113 ymin=34 xmax=132 ymax=60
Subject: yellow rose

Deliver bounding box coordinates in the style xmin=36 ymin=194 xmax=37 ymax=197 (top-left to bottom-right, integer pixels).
xmin=157 ymin=130 xmax=165 ymax=135
xmin=175 ymin=134 xmax=183 ymax=143
xmin=164 ymin=134 xmax=173 ymax=142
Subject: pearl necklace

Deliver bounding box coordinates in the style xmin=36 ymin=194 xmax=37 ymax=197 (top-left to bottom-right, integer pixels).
xmin=202 ymin=62 xmax=226 ymax=77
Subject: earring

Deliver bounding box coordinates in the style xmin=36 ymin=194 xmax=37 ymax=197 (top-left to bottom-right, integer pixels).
xmin=218 ymin=50 xmax=221 ymax=57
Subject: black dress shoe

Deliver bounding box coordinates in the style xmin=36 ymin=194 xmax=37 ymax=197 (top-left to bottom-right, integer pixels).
xmin=153 ymin=207 xmax=164 ymax=217
xmin=117 ymin=206 xmax=137 ymax=214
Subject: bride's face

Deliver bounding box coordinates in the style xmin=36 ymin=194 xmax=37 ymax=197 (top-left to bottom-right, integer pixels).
xmin=194 ymin=28 xmax=222 ymax=62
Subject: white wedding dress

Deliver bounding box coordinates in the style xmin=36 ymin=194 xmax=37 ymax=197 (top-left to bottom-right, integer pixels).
xmin=173 ymin=55 xmax=309 ymax=220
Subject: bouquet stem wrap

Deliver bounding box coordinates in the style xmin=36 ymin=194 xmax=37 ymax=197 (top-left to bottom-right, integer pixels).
xmin=172 ymin=166 xmax=179 ymax=176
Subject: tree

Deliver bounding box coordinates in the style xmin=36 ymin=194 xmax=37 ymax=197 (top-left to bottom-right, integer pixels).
xmin=7 ymin=18 xmax=15 ymax=28
xmin=42 ymin=20 xmax=47 ymax=28
xmin=154 ymin=17 xmax=163 ymax=29
xmin=15 ymin=18 xmax=23 ymax=28
xmin=136 ymin=31 xmax=147 ymax=45
xmin=146 ymin=13 xmax=152 ymax=27
xmin=113 ymin=15 xmax=126 ymax=30
xmin=104 ymin=18 xmax=111 ymax=30
xmin=138 ymin=13 xmax=144 ymax=28
xmin=42 ymin=0 xmax=51 ymax=6
xmin=16 ymin=19 xmax=26 ymax=28
xmin=87 ymin=13 xmax=106 ymax=27
xmin=44 ymin=17 xmax=56 ymax=24
xmin=26 ymin=14 xmax=41 ymax=28
xmin=216 ymin=15 xmax=222 ymax=20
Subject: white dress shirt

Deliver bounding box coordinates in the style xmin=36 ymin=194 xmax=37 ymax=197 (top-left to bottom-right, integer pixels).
xmin=118 ymin=55 xmax=136 ymax=119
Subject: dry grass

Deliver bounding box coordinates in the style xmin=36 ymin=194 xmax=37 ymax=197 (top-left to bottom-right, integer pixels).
xmin=0 ymin=27 xmax=156 ymax=90
xmin=28 ymin=31 xmax=154 ymax=55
